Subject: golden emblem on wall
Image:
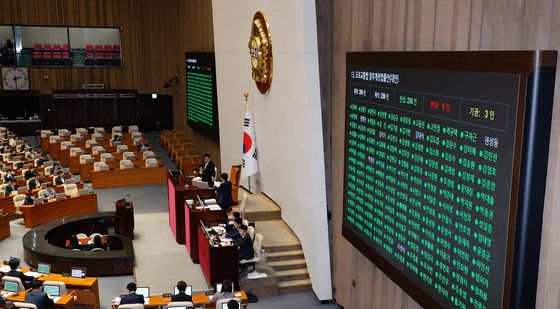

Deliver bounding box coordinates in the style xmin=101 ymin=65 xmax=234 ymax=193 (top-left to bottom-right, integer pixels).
xmin=248 ymin=11 xmax=273 ymax=94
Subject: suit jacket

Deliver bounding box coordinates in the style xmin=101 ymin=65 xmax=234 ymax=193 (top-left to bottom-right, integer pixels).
xmin=4 ymin=184 xmax=16 ymax=195
xmin=216 ymin=181 xmax=233 ymax=210
xmin=24 ymin=290 xmax=54 ymax=309
xmin=4 ymin=175 xmax=15 ymax=183
xmin=234 ymin=234 xmax=254 ymax=261
xmin=35 ymin=159 xmax=44 ymax=167
xmin=6 ymin=269 xmax=34 ymax=289
xmin=54 ymin=176 xmax=65 ymax=185
xmin=28 ymin=179 xmax=40 ymax=190
xmin=226 ymin=228 xmax=241 ymax=241
xmin=40 ymin=188 xmax=56 ymax=200
xmin=24 ymin=170 xmax=37 ymax=180
xmin=171 ymin=292 xmax=193 ymax=302
xmin=24 ymin=195 xmax=34 ymax=205
xmin=120 ymin=293 xmax=145 ymax=305
xmin=201 ymin=160 xmax=216 ymax=185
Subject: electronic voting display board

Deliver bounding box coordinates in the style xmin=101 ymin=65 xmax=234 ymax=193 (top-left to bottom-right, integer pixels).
xmin=342 ymin=51 xmax=557 ymax=309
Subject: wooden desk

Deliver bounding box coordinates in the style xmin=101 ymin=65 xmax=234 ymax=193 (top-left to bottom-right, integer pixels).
xmin=8 ymin=290 xmax=76 ymax=309
xmin=167 ymin=175 xmax=216 ymax=245
xmin=185 ymin=203 xmax=224 ymax=263
xmin=198 ymin=226 xmax=239 ymax=288
xmin=91 ymin=166 xmax=166 ymax=189
xmin=0 ymin=213 xmax=10 ymax=240
xmin=20 ymin=193 xmax=98 ymax=228
xmin=112 ymin=291 xmax=248 ymax=308
xmin=38 ymin=273 xmax=100 ymax=309
xmin=0 ymin=183 xmax=84 ymax=216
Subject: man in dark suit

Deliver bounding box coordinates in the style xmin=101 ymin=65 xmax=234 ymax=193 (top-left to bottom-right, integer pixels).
xmin=35 ymin=155 xmax=46 ymax=168
xmin=3 ymin=170 xmax=15 ymax=183
xmin=226 ymin=217 xmax=242 ymax=241
xmin=24 ymin=167 xmax=38 ymax=180
xmin=200 ymin=154 xmax=215 ymax=187
xmin=233 ymin=225 xmax=254 ymax=261
xmin=171 ymin=280 xmax=192 ymax=302
xmin=119 ymin=282 xmax=144 ymax=305
xmin=25 ymin=280 xmax=54 ymax=309
xmin=6 ymin=258 xmax=34 ymax=290
xmin=5 ymin=180 xmax=17 ymax=195
xmin=54 ymin=170 xmax=65 ymax=186
xmin=27 ymin=176 xmax=40 ymax=190
xmin=215 ymin=173 xmax=233 ymax=216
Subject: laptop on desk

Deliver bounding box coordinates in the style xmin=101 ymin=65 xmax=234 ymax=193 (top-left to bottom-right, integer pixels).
xmin=3 ymin=280 xmax=18 ymax=293
xmin=43 ymin=284 xmax=61 ymax=303
xmin=136 ymin=287 xmax=150 ymax=304
xmin=37 ymin=263 xmax=51 ymax=274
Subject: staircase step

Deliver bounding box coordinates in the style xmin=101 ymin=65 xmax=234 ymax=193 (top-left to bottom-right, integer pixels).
xmin=275 ymin=269 xmax=310 ymax=282
xmin=266 ymin=250 xmax=304 ymax=262
xmin=278 ymin=279 xmax=312 ymax=294
xmin=268 ymin=259 xmax=307 ymax=271
xmin=244 ymin=210 xmax=281 ymax=221
xmin=265 ymin=244 xmax=302 ymax=253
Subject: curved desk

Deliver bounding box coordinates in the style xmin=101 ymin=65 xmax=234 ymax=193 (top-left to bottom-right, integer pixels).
xmin=23 ymin=211 xmax=135 ymax=277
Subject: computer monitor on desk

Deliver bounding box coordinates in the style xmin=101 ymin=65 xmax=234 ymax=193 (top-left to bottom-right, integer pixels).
xmin=37 ymin=263 xmax=51 ymax=274
xmin=173 ymin=285 xmax=192 ymax=296
xmin=43 ymin=285 xmax=60 ymax=296
xmin=136 ymin=287 xmax=150 ymax=298
xmin=192 ymin=180 xmax=210 ymax=189
xmin=3 ymin=281 xmax=18 ymax=292
xmin=71 ymin=267 xmax=86 ymax=278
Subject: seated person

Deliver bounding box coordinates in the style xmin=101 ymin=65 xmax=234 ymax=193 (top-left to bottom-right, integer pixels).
xmin=14 ymin=161 xmax=23 ymax=170
xmin=24 ymin=167 xmax=38 ymax=180
xmin=225 ymin=218 xmax=242 ymax=241
xmin=23 ymin=193 xmax=34 ymax=205
xmin=25 ymin=148 xmax=38 ymax=160
xmin=35 ymin=155 xmax=46 ymax=168
xmin=171 ymin=280 xmax=192 ymax=302
xmin=136 ymin=139 xmax=149 ymax=151
xmin=6 ymin=258 xmax=34 ymax=290
xmin=39 ymin=183 xmax=57 ymax=200
xmin=233 ymin=225 xmax=254 ymax=261
xmin=210 ymin=280 xmax=234 ymax=303
xmin=226 ymin=299 xmax=240 ymax=309
xmin=88 ymin=235 xmax=106 ymax=251
xmin=27 ymin=176 xmax=41 ymax=190
xmin=54 ymin=170 xmax=65 ymax=186
xmin=5 ymin=180 xmax=17 ymax=195
xmin=119 ymin=282 xmax=144 ymax=305
xmin=68 ymin=235 xmax=81 ymax=250
xmin=3 ymin=170 xmax=15 ymax=183
xmin=113 ymin=135 xmax=122 ymax=142
xmin=24 ymin=280 xmax=54 ymax=309
xmin=224 ymin=212 xmax=241 ymax=232
xmin=215 ymin=173 xmax=233 ymax=217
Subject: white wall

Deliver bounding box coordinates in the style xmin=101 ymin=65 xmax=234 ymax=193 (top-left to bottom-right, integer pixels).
xmin=212 ymin=0 xmax=332 ymax=301
xmin=21 ymin=27 xmax=68 ymax=47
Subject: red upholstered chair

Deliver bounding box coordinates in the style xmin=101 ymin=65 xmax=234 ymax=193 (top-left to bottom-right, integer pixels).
xmin=104 ymin=45 xmax=112 ymax=51
xmin=62 ymin=51 xmax=72 ymax=66
xmin=43 ymin=44 xmax=53 ymax=51
xmin=95 ymin=52 xmax=104 ymax=66
xmin=33 ymin=43 xmax=42 ymax=51
xmin=53 ymin=44 xmax=62 ymax=51
xmin=32 ymin=51 xmax=43 ymax=65
xmin=42 ymin=51 xmax=52 ymax=65
xmin=85 ymin=52 xmax=95 ymax=66
xmin=85 ymin=44 xmax=94 ymax=52
xmin=62 ymin=44 xmax=70 ymax=51
xmin=94 ymin=44 xmax=103 ymax=52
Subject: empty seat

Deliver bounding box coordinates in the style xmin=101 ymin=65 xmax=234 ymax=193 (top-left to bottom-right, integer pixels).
xmin=131 ymin=132 xmax=142 ymax=139
xmin=92 ymin=133 xmax=103 ymax=140
xmin=93 ymin=162 xmax=108 ymax=171
xmin=100 ymin=153 xmax=115 ymax=162
xmin=112 ymin=126 xmax=123 ymax=134
xmin=76 ymin=233 xmax=88 ymax=239
xmin=60 ymin=141 xmax=73 ymax=150
xmin=85 ymin=140 xmax=98 ymax=148
xmin=129 ymin=125 xmax=139 ymax=133
xmin=70 ymin=147 xmax=83 ymax=157
xmin=13 ymin=303 xmax=38 ymax=309
xmin=120 ymin=160 xmax=133 ymax=169
xmin=13 ymin=194 xmax=26 ymax=213
xmin=122 ymin=152 xmax=135 ymax=160
xmin=44 ymin=166 xmax=54 ymax=176
xmin=118 ymin=305 xmax=144 ymax=309
xmin=64 ymin=184 xmax=79 ymax=196
xmin=80 ymin=155 xmax=93 ymax=164
xmin=85 ymin=51 xmax=95 ymax=66
xmin=76 ymin=128 xmax=88 ymax=136
xmin=70 ymin=134 xmax=83 ymax=142
xmin=49 ymin=135 xmax=61 ymax=143
xmin=92 ymin=146 xmax=104 ymax=155
xmin=40 ymin=130 xmax=53 ymax=138
xmin=94 ymin=44 xmax=103 ymax=51
xmin=145 ymin=158 xmax=158 ymax=168
xmin=85 ymin=44 xmax=94 ymax=52
xmin=43 ymin=44 xmax=53 ymax=51
xmin=94 ymin=127 xmax=105 ymax=134
xmin=33 ymin=43 xmax=42 ymax=51
xmin=116 ymin=145 xmax=128 ymax=153
xmin=58 ymin=129 xmax=71 ymax=137
xmin=142 ymin=151 xmax=155 ymax=159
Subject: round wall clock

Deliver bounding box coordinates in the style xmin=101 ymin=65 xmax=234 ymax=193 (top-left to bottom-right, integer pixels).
xmin=248 ymin=11 xmax=273 ymax=94
xmin=2 ymin=67 xmax=29 ymax=90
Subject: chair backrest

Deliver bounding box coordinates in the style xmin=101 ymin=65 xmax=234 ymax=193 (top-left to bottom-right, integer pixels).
xmin=142 ymin=151 xmax=155 ymax=160
xmin=92 ymin=133 xmax=103 ymax=140
xmin=49 ymin=135 xmax=60 ymax=143
xmin=13 ymin=194 xmax=26 ymax=206
xmin=100 ymin=153 xmax=114 ymax=162
xmin=93 ymin=162 xmax=107 ymax=171
xmin=70 ymin=134 xmax=83 ymax=142
xmin=76 ymin=128 xmax=88 ymax=136
xmin=129 ymin=125 xmax=139 ymax=133
xmin=79 ymin=154 xmax=93 ymax=164
xmin=94 ymin=127 xmax=105 ymax=134
xmin=38 ymin=189 xmax=49 ymax=198
xmin=145 ymin=158 xmax=158 ymax=168
xmin=90 ymin=232 xmax=102 ymax=238
xmin=120 ymin=159 xmax=133 ymax=169
xmin=239 ymin=193 xmax=248 ymax=218
xmin=60 ymin=141 xmax=73 ymax=150
xmin=248 ymin=226 xmax=255 ymax=242
xmin=112 ymin=126 xmax=123 ymax=134
xmin=13 ymin=302 xmax=38 ymax=309
xmin=116 ymin=145 xmax=128 ymax=153
xmin=167 ymin=301 xmax=194 ymax=308
xmin=70 ymin=147 xmax=83 ymax=156
xmin=131 ymin=132 xmax=142 ymax=139
xmin=122 ymin=152 xmax=135 ymax=160
xmin=230 ymin=165 xmax=241 ymax=186
xmin=253 ymin=233 xmax=264 ymax=259
xmin=42 ymin=280 xmax=68 ymax=295
xmin=0 ymin=183 xmax=8 ymax=191
xmin=92 ymin=146 xmax=104 ymax=155
xmin=44 ymin=166 xmax=54 ymax=176
xmin=58 ymin=129 xmax=70 ymax=137
xmin=118 ymin=304 xmax=144 ymax=309
xmin=133 ymin=137 xmax=143 ymax=146
xmin=2 ymin=276 xmax=25 ymax=292
xmin=64 ymin=184 xmax=78 ymax=196
xmin=76 ymin=233 xmax=88 ymax=239
xmin=242 ymin=219 xmax=249 ymax=227
xmin=40 ymin=130 xmax=53 ymax=138
xmin=86 ymin=140 xmax=97 ymax=148
xmin=215 ymin=298 xmax=242 ymax=309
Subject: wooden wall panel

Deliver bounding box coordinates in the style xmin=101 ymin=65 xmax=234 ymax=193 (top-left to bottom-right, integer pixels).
xmin=328 ymin=0 xmax=560 ymax=308
xmin=0 ymin=0 xmax=220 ymax=170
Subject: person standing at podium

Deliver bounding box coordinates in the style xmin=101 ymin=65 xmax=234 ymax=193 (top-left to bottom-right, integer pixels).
xmin=200 ymin=154 xmax=215 ymax=187
xmin=216 ymin=173 xmax=232 ymax=217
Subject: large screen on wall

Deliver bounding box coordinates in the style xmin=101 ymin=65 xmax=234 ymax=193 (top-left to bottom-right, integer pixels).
xmin=186 ymin=52 xmax=219 ymax=141
xmin=342 ymin=51 xmax=557 ymax=309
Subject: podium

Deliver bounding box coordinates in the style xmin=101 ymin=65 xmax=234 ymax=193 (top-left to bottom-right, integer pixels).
xmin=198 ymin=224 xmax=239 ymax=288
xmin=115 ymin=199 xmax=134 ymax=238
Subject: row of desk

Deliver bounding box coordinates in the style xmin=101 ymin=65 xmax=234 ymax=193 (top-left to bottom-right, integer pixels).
xmin=20 ymin=193 xmax=98 ymax=228
xmin=90 ymin=166 xmax=167 ymax=189
xmin=0 ymin=182 xmax=84 ymax=215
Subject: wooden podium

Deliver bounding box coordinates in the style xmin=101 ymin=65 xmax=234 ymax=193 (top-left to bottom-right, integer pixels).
xmin=115 ymin=199 xmax=134 ymax=238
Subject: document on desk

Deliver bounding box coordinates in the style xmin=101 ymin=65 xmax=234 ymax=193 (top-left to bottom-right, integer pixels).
xmin=24 ymin=271 xmax=42 ymax=278
xmin=49 ymin=296 xmax=61 ymax=303
xmin=206 ymin=204 xmax=222 ymax=211
xmin=204 ymin=198 xmax=217 ymax=204
xmin=0 ymin=265 xmax=10 ymax=273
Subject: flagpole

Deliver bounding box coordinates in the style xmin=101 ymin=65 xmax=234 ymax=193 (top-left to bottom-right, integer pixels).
xmin=243 ymin=92 xmax=252 ymax=193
